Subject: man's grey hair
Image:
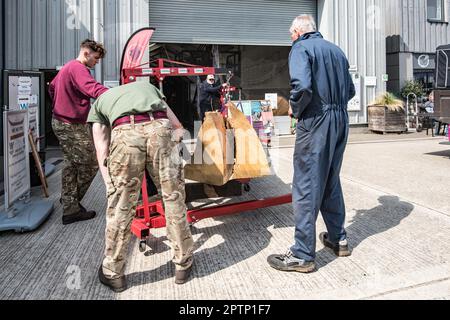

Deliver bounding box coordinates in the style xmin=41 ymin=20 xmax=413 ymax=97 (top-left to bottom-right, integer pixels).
xmin=290 ymin=15 xmax=317 ymax=34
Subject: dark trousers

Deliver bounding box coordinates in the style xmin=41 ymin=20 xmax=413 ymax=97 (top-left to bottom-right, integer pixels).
xmin=200 ymin=103 xmax=212 ymax=122
xmin=290 ymin=105 xmax=349 ymax=262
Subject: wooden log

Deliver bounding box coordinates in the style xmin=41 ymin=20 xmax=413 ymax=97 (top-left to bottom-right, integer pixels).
xmin=28 ymin=131 xmax=49 ymax=198
xmin=184 ymin=104 xmax=272 ymax=186
xmin=227 ymin=103 xmax=271 ymax=180
xmin=184 ymin=111 xmax=234 ymax=186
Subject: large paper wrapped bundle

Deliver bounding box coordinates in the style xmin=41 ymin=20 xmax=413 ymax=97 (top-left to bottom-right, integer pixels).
xmin=227 ymin=103 xmax=271 ymax=180
xmin=184 ymin=111 xmax=234 ymax=186
xmin=184 ymin=103 xmax=271 ymax=186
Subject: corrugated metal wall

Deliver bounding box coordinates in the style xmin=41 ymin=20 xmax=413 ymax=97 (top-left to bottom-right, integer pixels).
xmin=5 ymin=0 xmax=92 ymax=70
xmin=1 ymin=0 xmax=4 ymax=72
xmin=148 ymin=0 xmax=317 ymax=46
xmin=1 ymin=0 xmax=4 ymax=107
xmin=2 ymin=0 xmax=389 ymax=124
xmin=103 ymin=0 xmax=149 ymax=81
xmin=385 ymin=0 xmax=450 ymax=94
xmin=387 ymin=0 xmax=450 ymax=54
xmin=319 ymin=0 xmax=387 ymax=124
xmin=3 ymin=0 xmax=149 ymax=81
xmin=0 ymin=0 xmax=4 ymax=71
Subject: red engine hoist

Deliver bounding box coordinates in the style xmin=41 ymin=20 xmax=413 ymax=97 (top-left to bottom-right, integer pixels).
xmin=120 ymin=28 xmax=292 ymax=252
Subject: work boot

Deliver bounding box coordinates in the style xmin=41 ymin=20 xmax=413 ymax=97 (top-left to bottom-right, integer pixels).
xmin=319 ymin=232 xmax=352 ymax=257
xmin=175 ymin=266 xmax=192 ymax=285
xmin=98 ymin=266 xmax=127 ymax=293
xmin=62 ymin=210 xmax=96 ymax=225
xmin=79 ymin=204 xmax=90 ymax=213
xmin=267 ymin=250 xmax=315 ymax=273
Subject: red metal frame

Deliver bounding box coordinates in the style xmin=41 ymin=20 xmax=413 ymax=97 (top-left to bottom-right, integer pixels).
xmin=122 ymin=57 xmax=292 ymax=242
xmin=122 ymin=58 xmax=218 ymax=85
xmin=132 ymin=178 xmax=292 ymax=241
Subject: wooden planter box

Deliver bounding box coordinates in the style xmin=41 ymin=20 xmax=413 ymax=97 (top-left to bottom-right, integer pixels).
xmin=368 ymin=105 xmax=407 ymax=133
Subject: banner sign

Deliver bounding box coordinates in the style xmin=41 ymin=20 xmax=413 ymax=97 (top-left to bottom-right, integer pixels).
xmin=3 ymin=110 xmax=30 ymax=210
xmin=7 ymin=75 xmax=41 ymax=150
xmin=120 ymin=28 xmax=155 ymax=84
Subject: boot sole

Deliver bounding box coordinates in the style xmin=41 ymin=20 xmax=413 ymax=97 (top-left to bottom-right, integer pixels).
xmin=62 ymin=213 xmax=96 ymax=225
xmin=269 ymin=264 xmax=316 ymax=273
xmin=333 ymin=249 xmax=352 ymax=257
xmin=98 ymin=268 xmax=127 ymax=293
xmin=99 ymin=278 xmax=127 ymax=293
xmin=62 ymin=217 xmax=95 ymax=225
xmin=324 ymin=243 xmax=352 ymax=257
xmin=320 ymin=233 xmax=352 ymax=258
xmin=175 ymin=268 xmax=192 ymax=285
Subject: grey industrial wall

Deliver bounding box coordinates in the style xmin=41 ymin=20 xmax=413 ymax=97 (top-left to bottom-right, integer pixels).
xmin=148 ymin=0 xmax=317 ymax=46
xmin=1 ymin=0 xmax=4 ymax=181
xmin=0 ymin=0 xmax=3 ymax=69
xmin=318 ymin=0 xmax=387 ymax=124
xmin=103 ymin=0 xmax=149 ymax=81
xmin=3 ymin=0 xmax=389 ymax=125
xmin=3 ymin=0 xmax=149 ymax=82
xmin=386 ymin=0 xmax=450 ymax=54
xmin=1 ymin=0 xmax=4 ymax=106
xmin=5 ymin=0 xmax=91 ymax=70
xmin=386 ymin=0 xmax=450 ymax=93
xmin=2 ymin=0 xmax=316 ymax=81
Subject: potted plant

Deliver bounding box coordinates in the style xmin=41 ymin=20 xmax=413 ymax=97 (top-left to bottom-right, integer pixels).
xmin=368 ymin=92 xmax=407 ymax=133
xmin=400 ymin=80 xmax=425 ymax=102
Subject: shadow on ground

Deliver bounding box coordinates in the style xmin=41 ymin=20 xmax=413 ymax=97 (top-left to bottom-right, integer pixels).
xmin=125 ymin=174 xmax=295 ymax=287
xmin=425 ymin=149 xmax=450 ymax=159
xmin=126 ymin=189 xmax=415 ymax=289
xmin=316 ymin=195 xmax=414 ymax=269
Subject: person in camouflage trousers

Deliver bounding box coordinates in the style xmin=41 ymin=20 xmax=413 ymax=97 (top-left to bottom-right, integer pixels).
xmin=88 ymin=81 xmax=194 ymax=292
xmin=52 ymin=119 xmax=99 ymax=216
xmin=49 ymin=39 xmax=108 ymax=225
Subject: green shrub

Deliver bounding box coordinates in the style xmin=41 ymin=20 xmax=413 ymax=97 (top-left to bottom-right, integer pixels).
xmin=400 ymin=80 xmax=425 ymax=100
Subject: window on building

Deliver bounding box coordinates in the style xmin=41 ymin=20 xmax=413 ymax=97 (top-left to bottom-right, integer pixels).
xmin=427 ymin=0 xmax=446 ymax=22
xmin=414 ymin=71 xmax=435 ymax=96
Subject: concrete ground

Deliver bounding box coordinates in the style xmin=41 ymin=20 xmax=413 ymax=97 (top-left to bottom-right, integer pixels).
xmin=0 ymin=129 xmax=449 ymax=300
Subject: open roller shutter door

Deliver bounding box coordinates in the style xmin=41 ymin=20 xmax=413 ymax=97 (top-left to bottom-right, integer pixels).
xmin=149 ymin=0 xmax=317 ymax=46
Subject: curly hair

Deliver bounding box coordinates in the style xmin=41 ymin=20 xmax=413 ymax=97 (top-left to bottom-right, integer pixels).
xmin=80 ymin=39 xmax=107 ymax=58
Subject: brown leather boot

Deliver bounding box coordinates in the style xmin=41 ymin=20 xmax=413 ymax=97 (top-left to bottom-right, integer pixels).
xmin=98 ymin=266 xmax=127 ymax=293
xmin=62 ymin=210 xmax=96 ymax=225
xmin=175 ymin=266 xmax=192 ymax=285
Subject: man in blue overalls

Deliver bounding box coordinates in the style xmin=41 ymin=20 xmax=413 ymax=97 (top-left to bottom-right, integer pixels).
xmin=268 ymin=15 xmax=355 ymax=273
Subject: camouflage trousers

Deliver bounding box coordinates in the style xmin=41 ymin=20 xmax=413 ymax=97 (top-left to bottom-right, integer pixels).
xmin=52 ymin=118 xmax=99 ymax=216
xmin=102 ymin=119 xmax=194 ymax=279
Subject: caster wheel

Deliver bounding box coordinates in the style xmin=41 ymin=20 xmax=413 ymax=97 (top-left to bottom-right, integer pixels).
xmin=139 ymin=240 xmax=147 ymax=253
xmin=244 ymin=184 xmax=251 ymax=192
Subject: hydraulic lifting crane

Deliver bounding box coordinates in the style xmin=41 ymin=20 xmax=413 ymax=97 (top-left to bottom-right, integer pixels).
xmin=120 ymin=28 xmax=292 ymax=252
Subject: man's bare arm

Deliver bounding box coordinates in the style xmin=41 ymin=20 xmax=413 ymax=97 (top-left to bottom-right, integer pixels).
xmin=164 ymin=102 xmax=183 ymax=129
xmin=92 ymin=123 xmax=111 ymax=184
xmin=163 ymin=101 xmax=186 ymax=142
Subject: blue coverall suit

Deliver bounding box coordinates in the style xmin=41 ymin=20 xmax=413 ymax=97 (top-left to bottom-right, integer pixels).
xmin=289 ymin=32 xmax=356 ymax=262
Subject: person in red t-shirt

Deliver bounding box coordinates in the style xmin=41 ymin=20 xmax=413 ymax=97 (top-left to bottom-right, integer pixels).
xmin=49 ymin=39 xmax=108 ymax=225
